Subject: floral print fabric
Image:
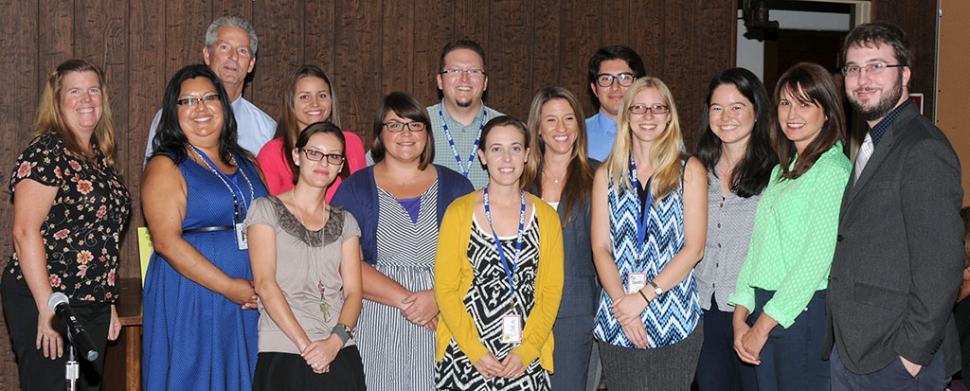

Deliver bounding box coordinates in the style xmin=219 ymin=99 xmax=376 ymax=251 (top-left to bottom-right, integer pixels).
xmin=6 ymin=132 xmax=131 ymax=303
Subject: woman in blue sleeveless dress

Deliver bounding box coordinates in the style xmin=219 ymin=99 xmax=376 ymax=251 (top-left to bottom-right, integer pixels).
xmin=591 ymin=77 xmax=708 ymax=390
xmin=142 ymin=65 xmax=267 ymax=390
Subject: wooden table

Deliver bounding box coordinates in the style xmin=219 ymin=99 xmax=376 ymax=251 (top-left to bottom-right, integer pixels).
xmin=113 ymin=278 xmax=143 ymax=391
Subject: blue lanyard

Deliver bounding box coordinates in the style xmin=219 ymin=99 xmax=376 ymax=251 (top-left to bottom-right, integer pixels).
xmin=190 ymin=146 xmax=253 ymax=223
xmin=483 ymin=186 xmax=526 ymax=306
xmin=630 ymin=156 xmax=652 ymax=266
xmin=439 ymin=106 xmax=487 ymax=177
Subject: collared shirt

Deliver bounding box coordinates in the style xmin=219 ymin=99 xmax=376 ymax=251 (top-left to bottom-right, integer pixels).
xmin=728 ymin=142 xmax=851 ymax=328
xmin=868 ymin=99 xmax=912 ymax=146
xmin=695 ymin=169 xmax=762 ymax=311
xmin=586 ymin=111 xmax=617 ymax=161
xmin=424 ymin=101 xmax=503 ymax=189
xmin=144 ymin=97 xmax=276 ymax=164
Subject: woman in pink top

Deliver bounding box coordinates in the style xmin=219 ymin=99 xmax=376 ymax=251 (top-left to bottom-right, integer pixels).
xmin=258 ymin=65 xmax=366 ymax=199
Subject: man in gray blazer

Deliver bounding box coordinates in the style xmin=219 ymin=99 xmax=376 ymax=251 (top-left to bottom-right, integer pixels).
xmin=825 ymin=22 xmax=964 ymax=390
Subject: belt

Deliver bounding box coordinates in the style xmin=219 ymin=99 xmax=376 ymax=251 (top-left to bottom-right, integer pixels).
xmin=182 ymin=225 xmax=234 ymax=234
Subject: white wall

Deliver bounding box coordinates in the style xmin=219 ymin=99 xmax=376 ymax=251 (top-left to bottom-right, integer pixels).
xmin=736 ymin=8 xmax=852 ymax=80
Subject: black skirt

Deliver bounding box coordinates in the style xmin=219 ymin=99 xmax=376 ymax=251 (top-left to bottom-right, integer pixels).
xmin=253 ymin=345 xmax=366 ymax=391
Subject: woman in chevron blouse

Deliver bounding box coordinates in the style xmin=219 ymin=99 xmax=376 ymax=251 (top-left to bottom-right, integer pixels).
xmin=591 ymin=77 xmax=708 ymax=390
xmin=434 ymin=116 xmax=564 ymax=391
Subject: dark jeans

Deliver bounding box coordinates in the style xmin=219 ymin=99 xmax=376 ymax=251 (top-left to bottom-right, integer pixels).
xmin=696 ymin=296 xmax=758 ymax=390
xmin=747 ymin=288 xmax=828 ymax=391
xmin=830 ymin=345 xmax=946 ymax=391
xmin=1 ymin=271 xmax=112 ymax=391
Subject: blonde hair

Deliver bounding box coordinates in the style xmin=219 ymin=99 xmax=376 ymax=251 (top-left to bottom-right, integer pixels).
xmin=605 ymin=77 xmax=684 ymax=199
xmin=36 ymin=59 xmax=119 ymax=169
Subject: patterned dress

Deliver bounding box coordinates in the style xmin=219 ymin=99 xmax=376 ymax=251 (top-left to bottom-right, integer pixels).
xmin=355 ymin=182 xmax=440 ymax=390
xmin=592 ymin=162 xmax=701 ymax=348
xmin=435 ymin=213 xmax=551 ymax=390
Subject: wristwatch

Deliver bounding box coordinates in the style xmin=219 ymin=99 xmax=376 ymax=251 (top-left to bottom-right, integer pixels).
xmin=648 ymin=280 xmax=663 ymax=296
xmin=332 ymin=323 xmax=354 ymax=345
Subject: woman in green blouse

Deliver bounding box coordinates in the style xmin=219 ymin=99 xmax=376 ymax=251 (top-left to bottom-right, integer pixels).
xmin=727 ymin=62 xmax=851 ymax=390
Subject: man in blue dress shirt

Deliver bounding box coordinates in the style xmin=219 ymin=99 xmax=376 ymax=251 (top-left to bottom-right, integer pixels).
xmin=585 ymin=46 xmax=646 ymax=161
xmin=144 ymin=17 xmax=276 ymax=163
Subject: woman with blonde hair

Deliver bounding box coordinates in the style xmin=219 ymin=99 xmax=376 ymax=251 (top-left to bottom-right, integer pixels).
xmin=3 ymin=59 xmax=131 ymax=391
xmin=591 ymin=77 xmax=708 ymax=390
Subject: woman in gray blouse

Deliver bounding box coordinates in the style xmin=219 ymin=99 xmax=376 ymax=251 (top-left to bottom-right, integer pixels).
xmin=245 ymin=122 xmax=365 ymax=390
xmin=693 ymin=68 xmax=776 ymax=390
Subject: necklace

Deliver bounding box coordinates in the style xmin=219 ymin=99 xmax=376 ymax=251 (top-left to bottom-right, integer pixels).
xmin=543 ymin=166 xmax=567 ymax=184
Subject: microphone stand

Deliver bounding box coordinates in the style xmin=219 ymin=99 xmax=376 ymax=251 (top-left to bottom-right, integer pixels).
xmin=65 ymin=331 xmax=79 ymax=391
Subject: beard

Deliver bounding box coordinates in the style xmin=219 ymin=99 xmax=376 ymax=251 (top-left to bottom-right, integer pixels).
xmin=851 ymin=71 xmax=904 ymax=122
xmin=455 ymin=96 xmax=475 ymax=108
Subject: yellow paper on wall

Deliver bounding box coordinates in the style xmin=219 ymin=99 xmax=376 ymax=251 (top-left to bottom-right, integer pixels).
xmin=137 ymin=227 xmax=154 ymax=287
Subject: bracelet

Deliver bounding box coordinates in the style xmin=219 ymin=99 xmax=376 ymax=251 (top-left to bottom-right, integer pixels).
xmin=638 ymin=289 xmax=650 ymax=303
xmin=331 ymin=323 xmax=354 ymax=345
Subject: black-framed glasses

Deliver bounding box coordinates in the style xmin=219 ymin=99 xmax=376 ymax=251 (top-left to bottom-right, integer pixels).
xmin=596 ymin=73 xmax=635 ymax=87
xmin=303 ymin=149 xmax=345 ymax=165
xmin=439 ymin=69 xmax=487 ymax=78
xmin=383 ymin=120 xmax=427 ymax=133
xmin=628 ymin=104 xmax=669 ymax=115
xmin=841 ymin=62 xmax=904 ymax=77
xmin=177 ymin=94 xmax=220 ymax=107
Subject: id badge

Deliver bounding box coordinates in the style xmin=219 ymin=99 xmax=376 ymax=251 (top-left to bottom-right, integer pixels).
xmin=628 ymin=272 xmax=647 ymax=294
xmin=501 ymin=315 xmax=522 ymax=344
xmin=235 ymin=223 xmax=248 ymax=250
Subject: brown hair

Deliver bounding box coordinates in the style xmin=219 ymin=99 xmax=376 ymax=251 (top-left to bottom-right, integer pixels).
xmin=523 ymin=86 xmax=594 ymax=223
xmin=369 ymin=92 xmax=435 ymax=170
xmin=275 ymin=65 xmax=340 ymax=181
xmin=771 ymin=62 xmax=845 ymax=180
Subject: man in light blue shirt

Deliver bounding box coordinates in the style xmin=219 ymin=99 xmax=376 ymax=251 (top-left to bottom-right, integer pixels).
xmin=425 ymin=40 xmax=502 ymax=189
xmin=144 ymin=17 xmax=275 ymax=164
xmin=585 ymin=46 xmax=646 ymax=161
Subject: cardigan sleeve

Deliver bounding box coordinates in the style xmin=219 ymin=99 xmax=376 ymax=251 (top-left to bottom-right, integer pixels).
xmin=434 ymin=194 xmax=490 ymax=363
xmin=512 ymin=197 xmax=564 ymax=370
xmin=331 ymin=168 xmax=378 ymax=264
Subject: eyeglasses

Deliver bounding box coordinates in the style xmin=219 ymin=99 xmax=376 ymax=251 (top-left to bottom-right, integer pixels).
xmin=628 ymin=104 xmax=669 ymax=115
xmin=841 ymin=62 xmax=904 ymax=77
xmin=383 ymin=121 xmax=427 ymax=133
xmin=596 ymin=73 xmax=635 ymax=87
xmin=439 ymin=69 xmax=486 ymax=78
xmin=303 ymin=149 xmax=345 ymax=165
xmin=177 ymin=94 xmax=220 ymax=107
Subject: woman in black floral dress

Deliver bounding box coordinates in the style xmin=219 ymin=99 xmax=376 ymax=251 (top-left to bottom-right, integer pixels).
xmin=1 ymin=59 xmax=131 ymax=391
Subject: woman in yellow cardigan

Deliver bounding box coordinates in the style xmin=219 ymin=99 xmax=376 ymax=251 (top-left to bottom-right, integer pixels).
xmin=434 ymin=116 xmax=564 ymax=390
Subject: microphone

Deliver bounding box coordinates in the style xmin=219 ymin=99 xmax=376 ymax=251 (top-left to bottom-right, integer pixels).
xmin=47 ymin=292 xmax=99 ymax=362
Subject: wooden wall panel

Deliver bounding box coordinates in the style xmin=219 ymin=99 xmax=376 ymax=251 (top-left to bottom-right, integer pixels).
xmin=251 ymin=0 xmax=305 ymax=118
xmin=334 ymin=0 xmax=383 ymax=138
xmin=38 ymin=2 xmax=74 ymax=80
xmin=0 ymin=0 xmax=39 ymax=387
xmin=559 ymin=0 xmax=601 ymax=117
xmin=382 ymin=0 xmax=416 ymax=95
xmin=488 ymin=1 xmax=534 ymax=120
xmin=530 ymin=0 xmax=563 ymax=95
xmin=411 ymin=0 xmax=455 ymax=114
